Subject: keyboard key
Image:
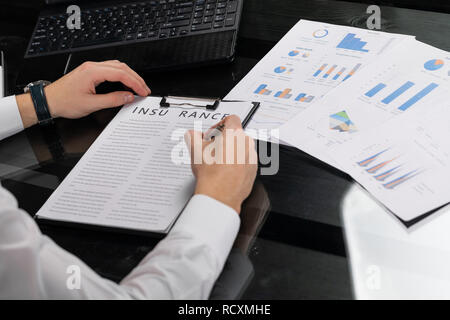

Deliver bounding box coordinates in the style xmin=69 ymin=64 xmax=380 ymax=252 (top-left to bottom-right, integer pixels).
xmin=168 ymin=14 xmax=191 ymax=21
xmin=178 ymin=7 xmax=193 ymax=14
xmin=73 ymin=35 xmax=122 ymax=47
xmin=225 ymin=13 xmax=236 ymax=26
xmin=227 ymin=0 xmax=238 ymax=13
xmin=194 ymin=11 xmax=204 ymax=18
xmin=191 ymin=23 xmax=212 ymax=31
xmin=213 ymin=21 xmax=223 ymax=28
xmin=176 ymin=1 xmax=193 ymax=8
xmin=161 ymin=19 xmax=191 ymax=28
xmin=160 ymin=28 xmax=169 ymax=37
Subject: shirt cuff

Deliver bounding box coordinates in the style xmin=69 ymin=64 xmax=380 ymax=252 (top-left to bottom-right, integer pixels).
xmin=0 ymin=96 xmax=24 ymax=141
xmin=172 ymin=194 xmax=241 ymax=266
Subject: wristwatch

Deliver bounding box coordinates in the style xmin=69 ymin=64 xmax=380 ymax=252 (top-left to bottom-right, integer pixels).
xmin=24 ymin=80 xmax=53 ymax=126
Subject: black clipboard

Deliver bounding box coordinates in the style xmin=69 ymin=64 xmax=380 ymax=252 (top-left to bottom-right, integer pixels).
xmin=158 ymin=95 xmax=260 ymax=129
xmin=36 ymin=95 xmax=260 ymax=238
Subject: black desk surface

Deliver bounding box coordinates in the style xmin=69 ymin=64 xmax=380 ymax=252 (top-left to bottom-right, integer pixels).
xmin=1 ymin=0 xmax=450 ymax=299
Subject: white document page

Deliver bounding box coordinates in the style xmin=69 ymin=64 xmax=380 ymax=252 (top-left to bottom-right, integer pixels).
xmin=36 ymin=97 xmax=255 ymax=233
xmin=225 ymin=19 xmax=413 ymax=136
xmin=280 ymin=39 xmax=450 ymax=167
xmin=332 ymin=100 xmax=450 ymax=222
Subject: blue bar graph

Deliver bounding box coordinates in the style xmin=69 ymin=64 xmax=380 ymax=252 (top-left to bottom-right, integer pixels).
xmin=381 ymin=81 xmax=415 ymax=104
xmin=365 ymin=83 xmax=387 ymax=97
xmin=398 ymin=83 xmax=439 ymax=111
xmin=337 ymin=33 xmax=369 ymax=52
xmin=333 ymin=67 xmax=346 ymax=80
xmin=313 ymin=64 xmax=328 ymax=77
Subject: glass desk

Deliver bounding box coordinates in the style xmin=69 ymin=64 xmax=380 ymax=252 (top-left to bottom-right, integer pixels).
xmin=1 ymin=0 xmax=450 ymax=300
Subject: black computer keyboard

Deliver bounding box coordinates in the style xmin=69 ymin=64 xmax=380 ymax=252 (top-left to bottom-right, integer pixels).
xmin=27 ymin=0 xmax=240 ymax=56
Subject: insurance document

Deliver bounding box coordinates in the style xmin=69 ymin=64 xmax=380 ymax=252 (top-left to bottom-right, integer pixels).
xmin=280 ymin=39 xmax=450 ymax=168
xmin=332 ymin=99 xmax=450 ymax=224
xmin=36 ymin=96 xmax=256 ymax=234
xmin=225 ymin=19 xmax=413 ymax=137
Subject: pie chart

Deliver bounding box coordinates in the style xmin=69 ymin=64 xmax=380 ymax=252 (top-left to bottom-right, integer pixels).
xmin=274 ymin=66 xmax=287 ymax=73
xmin=288 ymin=50 xmax=300 ymax=57
xmin=313 ymin=29 xmax=328 ymax=38
xmin=424 ymin=59 xmax=444 ymax=71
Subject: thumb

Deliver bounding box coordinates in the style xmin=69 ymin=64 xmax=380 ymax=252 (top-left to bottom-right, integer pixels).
xmin=89 ymin=91 xmax=135 ymax=110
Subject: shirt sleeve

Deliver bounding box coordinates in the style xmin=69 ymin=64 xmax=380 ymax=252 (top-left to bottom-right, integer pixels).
xmin=0 ymin=96 xmax=24 ymax=141
xmin=0 ymin=187 xmax=240 ymax=300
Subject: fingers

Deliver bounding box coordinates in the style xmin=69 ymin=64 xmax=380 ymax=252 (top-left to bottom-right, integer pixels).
xmin=89 ymin=91 xmax=135 ymax=110
xmin=205 ymin=114 xmax=242 ymax=137
xmin=81 ymin=61 xmax=149 ymax=97
xmin=100 ymin=60 xmax=151 ymax=95
xmin=223 ymin=115 xmax=242 ymax=130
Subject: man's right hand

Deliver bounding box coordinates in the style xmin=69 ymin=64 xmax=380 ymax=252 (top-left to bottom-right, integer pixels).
xmin=185 ymin=115 xmax=258 ymax=214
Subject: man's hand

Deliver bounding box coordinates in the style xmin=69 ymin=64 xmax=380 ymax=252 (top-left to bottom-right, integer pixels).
xmin=16 ymin=60 xmax=150 ymax=127
xmin=185 ymin=115 xmax=258 ymax=214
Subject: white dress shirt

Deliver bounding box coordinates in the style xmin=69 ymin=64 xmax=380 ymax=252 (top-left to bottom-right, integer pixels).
xmin=0 ymin=96 xmax=240 ymax=299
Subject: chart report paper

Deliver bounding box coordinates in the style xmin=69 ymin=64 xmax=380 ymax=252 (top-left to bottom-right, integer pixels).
xmin=225 ymin=20 xmax=413 ymax=137
xmin=36 ymin=97 xmax=256 ymax=234
xmin=332 ymin=100 xmax=450 ymax=223
xmin=280 ymin=39 xmax=450 ymax=168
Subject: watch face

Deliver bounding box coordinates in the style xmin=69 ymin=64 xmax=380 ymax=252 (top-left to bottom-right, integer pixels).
xmin=24 ymin=80 xmax=51 ymax=93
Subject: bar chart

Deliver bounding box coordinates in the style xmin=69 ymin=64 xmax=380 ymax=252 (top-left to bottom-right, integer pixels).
xmin=313 ymin=64 xmax=328 ymax=77
xmin=356 ymin=149 xmax=421 ymax=190
xmin=333 ymin=67 xmax=346 ymax=80
xmin=356 ymin=148 xmax=420 ymax=190
xmin=342 ymin=63 xmax=362 ymax=81
xmin=254 ymin=84 xmax=272 ymax=95
xmin=323 ymin=65 xmax=337 ymax=79
xmin=253 ymin=84 xmax=314 ymax=102
xmin=274 ymin=89 xmax=293 ymax=99
xmin=337 ymin=33 xmax=369 ymax=52
xmin=295 ymin=93 xmax=314 ymax=103
xmin=313 ymin=63 xmax=361 ymax=81
xmin=364 ymin=81 xmax=439 ymax=111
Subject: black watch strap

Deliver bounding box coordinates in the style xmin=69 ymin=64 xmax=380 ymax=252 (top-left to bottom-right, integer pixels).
xmin=29 ymin=83 xmax=53 ymax=126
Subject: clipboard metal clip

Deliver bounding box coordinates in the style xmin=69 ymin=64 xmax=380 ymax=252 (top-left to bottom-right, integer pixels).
xmin=160 ymin=96 xmax=220 ymax=110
